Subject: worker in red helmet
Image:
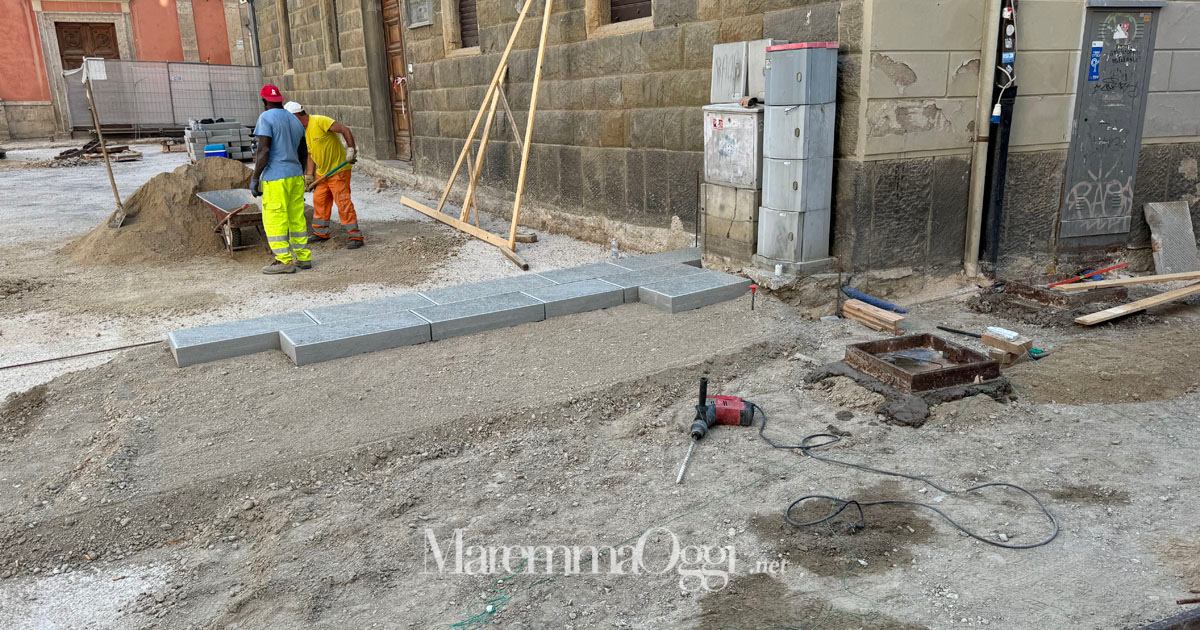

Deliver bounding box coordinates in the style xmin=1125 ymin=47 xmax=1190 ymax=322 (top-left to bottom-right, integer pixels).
xmin=250 ymin=84 xmax=311 ymax=274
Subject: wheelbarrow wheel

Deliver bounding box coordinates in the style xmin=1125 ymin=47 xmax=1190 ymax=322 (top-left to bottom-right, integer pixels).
xmin=222 ymin=223 xmax=243 ymax=253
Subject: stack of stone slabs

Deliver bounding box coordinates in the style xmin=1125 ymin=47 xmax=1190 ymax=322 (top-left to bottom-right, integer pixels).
xmin=166 ymin=249 xmax=751 ymax=367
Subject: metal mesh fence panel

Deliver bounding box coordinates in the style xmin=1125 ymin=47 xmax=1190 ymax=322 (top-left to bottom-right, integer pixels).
xmin=65 ymin=59 xmax=263 ymax=131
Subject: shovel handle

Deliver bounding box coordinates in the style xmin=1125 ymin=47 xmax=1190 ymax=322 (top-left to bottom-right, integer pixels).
xmin=304 ymin=158 xmax=356 ymax=192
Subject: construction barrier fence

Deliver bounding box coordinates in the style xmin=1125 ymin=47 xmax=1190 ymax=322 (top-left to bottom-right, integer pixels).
xmin=64 ymin=59 xmax=264 ymax=132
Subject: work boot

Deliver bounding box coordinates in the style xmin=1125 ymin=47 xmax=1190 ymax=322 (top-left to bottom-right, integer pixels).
xmin=262 ymin=260 xmax=297 ymax=274
xmin=295 ymin=260 xmax=313 ymax=270
xmin=347 ymin=239 xmax=364 ymax=250
xmin=309 ymin=234 xmax=331 ymax=243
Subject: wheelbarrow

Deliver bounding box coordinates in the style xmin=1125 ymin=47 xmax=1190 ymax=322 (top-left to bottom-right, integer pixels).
xmin=195 ymin=189 xmax=268 ymax=255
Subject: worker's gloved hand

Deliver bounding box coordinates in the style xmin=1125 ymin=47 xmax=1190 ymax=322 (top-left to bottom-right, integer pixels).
xmin=346 ymin=147 xmax=357 ymax=163
xmin=250 ymin=177 xmax=262 ymax=198
xmin=304 ymin=174 xmax=315 ymax=188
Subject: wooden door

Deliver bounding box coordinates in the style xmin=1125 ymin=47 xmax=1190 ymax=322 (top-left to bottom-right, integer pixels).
xmin=381 ymin=0 xmax=412 ymax=160
xmin=55 ymin=22 xmax=120 ymax=71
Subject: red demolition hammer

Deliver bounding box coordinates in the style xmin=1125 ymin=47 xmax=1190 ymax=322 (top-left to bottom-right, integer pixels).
xmin=676 ymin=377 xmax=755 ymax=484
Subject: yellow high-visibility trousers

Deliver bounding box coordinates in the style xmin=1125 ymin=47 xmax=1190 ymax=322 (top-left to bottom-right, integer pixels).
xmin=261 ymin=176 xmax=311 ymax=264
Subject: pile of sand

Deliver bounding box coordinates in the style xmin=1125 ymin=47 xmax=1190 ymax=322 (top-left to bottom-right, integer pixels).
xmin=65 ymin=158 xmax=252 ymax=265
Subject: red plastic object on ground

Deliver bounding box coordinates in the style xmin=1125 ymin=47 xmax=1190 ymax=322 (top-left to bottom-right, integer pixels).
xmin=1047 ymin=262 xmax=1128 ymax=289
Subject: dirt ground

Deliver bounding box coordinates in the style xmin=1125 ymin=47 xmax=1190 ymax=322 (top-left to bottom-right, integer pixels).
xmin=2 ymin=142 xmax=1200 ymax=629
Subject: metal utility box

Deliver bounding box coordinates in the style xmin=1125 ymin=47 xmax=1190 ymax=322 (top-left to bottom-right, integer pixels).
xmin=764 ymin=103 xmax=836 ymax=160
xmin=757 ymin=207 xmax=830 ymax=263
xmin=703 ymin=104 xmax=764 ymax=189
xmin=748 ymin=39 xmax=787 ymax=101
xmin=764 ymin=42 xmax=839 ymax=105
xmin=762 ymin=157 xmax=833 ymax=212
xmin=1059 ymin=5 xmax=1161 ymax=244
xmin=711 ymin=42 xmax=749 ymax=103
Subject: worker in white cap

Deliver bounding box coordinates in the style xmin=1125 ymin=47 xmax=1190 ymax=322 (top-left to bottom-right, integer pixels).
xmin=284 ymin=101 xmax=363 ymax=248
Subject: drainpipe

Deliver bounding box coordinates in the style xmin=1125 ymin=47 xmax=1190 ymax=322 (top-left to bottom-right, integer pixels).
xmin=963 ymin=0 xmax=1004 ymax=278
xmin=246 ymin=0 xmax=262 ymax=67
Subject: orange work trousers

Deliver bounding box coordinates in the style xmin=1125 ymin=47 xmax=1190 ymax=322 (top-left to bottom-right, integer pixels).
xmin=311 ymin=170 xmax=363 ymax=241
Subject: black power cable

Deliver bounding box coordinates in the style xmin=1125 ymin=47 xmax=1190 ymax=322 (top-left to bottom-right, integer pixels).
xmin=754 ymin=405 xmax=1060 ymax=550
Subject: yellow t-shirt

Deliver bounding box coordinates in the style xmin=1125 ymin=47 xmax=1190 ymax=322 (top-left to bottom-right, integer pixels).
xmin=305 ymin=114 xmax=347 ymax=177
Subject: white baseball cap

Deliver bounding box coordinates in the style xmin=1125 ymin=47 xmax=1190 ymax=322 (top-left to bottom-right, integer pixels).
xmin=284 ymin=101 xmax=304 ymax=114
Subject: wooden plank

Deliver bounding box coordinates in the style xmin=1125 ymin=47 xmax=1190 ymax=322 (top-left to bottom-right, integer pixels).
xmin=1075 ymin=282 xmax=1200 ymax=326
xmin=1057 ymin=270 xmax=1200 ymax=292
xmin=841 ymin=307 xmax=901 ymax=330
xmin=841 ymin=299 xmax=903 ymax=334
xmin=842 ymin=299 xmax=904 ymax=323
xmin=981 ymin=332 xmax=1033 ymax=355
xmin=401 ymin=196 xmax=514 ymax=252
xmin=461 ymin=83 xmax=501 ymax=222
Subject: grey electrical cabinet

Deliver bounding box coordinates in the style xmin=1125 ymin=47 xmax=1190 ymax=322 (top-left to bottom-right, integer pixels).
xmin=763 ymin=103 xmax=836 ymax=160
xmin=764 ymin=42 xmax=839 ymax=106
xmin=748 ymin=38 xmax=787 ymax=101
xmin=703 ymin=104 xmax=764 ymax=189
xmin=762 ymin=157 xmax=833 ymax=212
xmin=1059 ymin=4 xmax=1162 ymax=243
xmin=757 ymin=207 xmax=831 ymax=262
xmin=710 ymin=42 xmax=749 ymax=103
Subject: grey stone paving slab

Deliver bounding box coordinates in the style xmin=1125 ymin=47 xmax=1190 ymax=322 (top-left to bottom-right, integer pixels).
xmin=419 ymin=274 xmax=557 ymax=305
xmin=537 ymin=261 xmax=635 ymax=284
xmin=280 ymin=312 xmax=432 ymax=366
xmin=521 ymin=279 xmax=625 ymax=318
xmin=304 ymin=294 xmax=436 ymax=324
xmin=1145 ymin=201 xmax=1200 ymax=274
xmin=638 ymin=271 xmax=751 ymax=314
xmin=412 ymin=292 xmax=546 ymax=340
xmin=602 ymin=264 xmax=709 ymax=302
xmin=612 ymin=248 xmax=703 ymax=271
xmin=167 ymin=312 xmax=316 ymax=367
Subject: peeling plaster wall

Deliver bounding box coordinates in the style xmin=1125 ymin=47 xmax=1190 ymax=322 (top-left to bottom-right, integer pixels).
xmin=832 ymin=0 xmax=1200 ymax=273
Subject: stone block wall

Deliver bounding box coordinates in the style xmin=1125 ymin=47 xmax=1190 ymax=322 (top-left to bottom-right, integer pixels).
xmin=254 ymin=0 xmax=386 ymax=157
xmin=990 ymin=0 xmax=1200 ymax=269
xmin=400 ymin=0 xmax=863 ymax=237
xmin=0 ymin=102 xmax=56 ymax=140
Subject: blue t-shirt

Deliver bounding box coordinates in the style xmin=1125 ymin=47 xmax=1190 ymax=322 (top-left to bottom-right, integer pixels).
xmin=253 ymin=108 xmax=306 ymax=182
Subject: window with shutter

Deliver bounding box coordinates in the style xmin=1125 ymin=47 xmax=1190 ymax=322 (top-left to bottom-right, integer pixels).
xmin=610 ymin=0 xmax=651 ymax=23
xmin=459 ymin=0 xmax=479 ymax=48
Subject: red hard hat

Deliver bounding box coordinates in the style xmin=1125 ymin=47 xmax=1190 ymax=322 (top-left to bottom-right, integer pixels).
xmin=259 ymin=84 xmax=284 ymax=103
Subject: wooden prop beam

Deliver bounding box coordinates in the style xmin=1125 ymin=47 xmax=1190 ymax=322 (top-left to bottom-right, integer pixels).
xmin=507 ymin=0 xmax=555 ymax=248
xmin=1075 ymin=282 xmax=1200 ymax=326
xmin=433 ymin=0 xmax=537 ymax=216
xmin=401 ymin=0 xmax=551 ymax=269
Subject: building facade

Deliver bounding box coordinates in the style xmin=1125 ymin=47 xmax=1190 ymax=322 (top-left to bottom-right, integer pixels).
xmin=250 ymin=0 xmax=1200 ymax=273
xmin=0 ymin=0 xmax=254 ymax=139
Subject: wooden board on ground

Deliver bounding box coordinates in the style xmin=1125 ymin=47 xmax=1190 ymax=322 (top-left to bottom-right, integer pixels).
xmin=1056 ymin=270 xmax=1200 ymax=292
xmin=842 ymin=299 xmax=904 ymax=335
xmin=1075 ymin=282 xmax=1200 ymax=326
xmin=982 ymin=332 xmax=1033 ymax=355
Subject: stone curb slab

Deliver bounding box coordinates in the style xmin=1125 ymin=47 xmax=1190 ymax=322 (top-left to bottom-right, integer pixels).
xmin=521 ymin=279 xmax=626 ymax=318
xmin=638 ymin=271 xmax=751 ymax=314
xmin=611 ymin=248 xmax=703 ymax=271
xmin=419 ymin=273 xmax=557 ymax=305
xmin=412 ymin=292 xmax=546 ymax=340
xmin=281 ymin=312 xmax=432 ymax=366
xmin=305 ymin=294 xmax=436 ymax=324
xmin=537 ymin=261 xmax=636 ymax=284
xmin=602 ymin=264 xmax=709 ymax=303
xmin=167 ymin=312 xmax=316 ymax=367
